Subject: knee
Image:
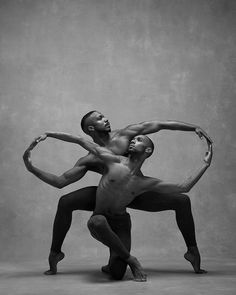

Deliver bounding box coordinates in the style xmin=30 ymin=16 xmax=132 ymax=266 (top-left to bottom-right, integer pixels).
xmin=57 ymin=195 xmax=69 ymax=210
xmin=87 ymin=215 xmax=106 ymax=232
xmin=176 ymin=194 xmax=191 ymax=208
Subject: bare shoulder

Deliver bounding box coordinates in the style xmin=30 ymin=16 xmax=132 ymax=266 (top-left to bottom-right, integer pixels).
xmin=110 ymin=129 xmax=124 ymax=138
xmin=74 ymin=153 xmax=104 ymax=167
xmin=115 ymin=123 xmax=146 ymax=138
xmin=141 ymin=176 xmax=161 ymax=187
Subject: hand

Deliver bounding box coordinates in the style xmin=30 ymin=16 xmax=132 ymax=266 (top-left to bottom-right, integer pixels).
xmin=204 ymin=143 xmax=213 ymax=167
xmin=22 ymin=135 xmax=44 ymax=171
xmin=195 ymin=127 xmax=212 ymax=144
xmin=24 ymin=134 xmax=47 ymax=153
xmin=34 ymin=133 xmax=47 ymax=143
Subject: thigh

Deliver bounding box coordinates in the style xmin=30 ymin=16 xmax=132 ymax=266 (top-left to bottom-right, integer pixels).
xmin=128 ymin=191 xmax=185 ymax=212
xmin=61 ymin=186 xmax=97 ymax=211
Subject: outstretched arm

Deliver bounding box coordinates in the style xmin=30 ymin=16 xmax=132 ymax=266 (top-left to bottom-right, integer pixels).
xmin=23 ymin=140 xmax=88 ymax=188
xmin=120 ymin=120 xmax=212 ymax=143
xmin=35 ymin=132 xmax=120 ymax=163
xmin=148 ymin=142 xmax=213 ymax=194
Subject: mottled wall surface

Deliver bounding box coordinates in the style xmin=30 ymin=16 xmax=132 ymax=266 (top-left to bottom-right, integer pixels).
xmin=0 ymin=0 xmax=235 ymax=262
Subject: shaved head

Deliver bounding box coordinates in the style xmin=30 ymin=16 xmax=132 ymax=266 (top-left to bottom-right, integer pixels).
xmin=80 ymin=110 xmax=97 ymax=134
xmin=142 ymin=135 xmax=154 ymax=157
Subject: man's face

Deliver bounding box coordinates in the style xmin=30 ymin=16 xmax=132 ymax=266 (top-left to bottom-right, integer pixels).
xmin=88 ymin=112 xmax=111 ymax=133
xmin=128 ymin=135 xmax=149 ymax=155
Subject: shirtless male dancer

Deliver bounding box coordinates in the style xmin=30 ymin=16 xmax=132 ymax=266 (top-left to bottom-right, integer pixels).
xmin=38 ymin=132 xmax=211 ymax=281
xmin=23 ymin=110 xmax=212 ymax=279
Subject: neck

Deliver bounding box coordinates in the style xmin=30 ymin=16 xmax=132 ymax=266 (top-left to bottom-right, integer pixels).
xmin=128 ymin=153 xmax=146 ymax=174
xmin=90 ymin=131 xmax=111 ymax=146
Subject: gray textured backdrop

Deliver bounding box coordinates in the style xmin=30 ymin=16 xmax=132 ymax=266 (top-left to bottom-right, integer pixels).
xmin=0 ymin=0 xmax=235 ymax=263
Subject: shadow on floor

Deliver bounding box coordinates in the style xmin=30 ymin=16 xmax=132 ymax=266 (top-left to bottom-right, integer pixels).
xmin=4 ymin=265 xmax=236 ymax=285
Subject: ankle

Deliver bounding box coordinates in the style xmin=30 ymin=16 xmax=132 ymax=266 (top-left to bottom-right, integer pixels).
xmin=187 ymin=246 xmax=198 ymax=251
xmin=125 ymin=254 xmax=132 ymax=262
xmin=50 ymin=250 xmax=62 ymax=256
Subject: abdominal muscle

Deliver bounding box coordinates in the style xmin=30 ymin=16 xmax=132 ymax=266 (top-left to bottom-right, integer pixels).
xmin=94 ymin=173 xmax=143 ymax=215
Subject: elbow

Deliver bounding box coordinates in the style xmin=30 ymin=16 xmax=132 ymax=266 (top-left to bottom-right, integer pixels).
xmin=54 ymin=179 xmax=66 ymax=189
xmin=56 ymin=182 xmax=66 ymax=189
xmin=183 ymin=187 xmax=191 ymax=193
xmin=179 ymin=185 xmax=190 ymax=194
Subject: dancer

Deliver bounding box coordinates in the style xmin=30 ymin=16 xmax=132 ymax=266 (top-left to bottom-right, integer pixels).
xmin=23 ymin=111 xmax=212 ymax=278
xmin=48 ymin=132 xmax=212 ymax=281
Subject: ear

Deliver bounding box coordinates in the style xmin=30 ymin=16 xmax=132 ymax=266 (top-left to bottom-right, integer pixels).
xmin=145 ymin=147 xmax=152 ymax=155
xmin=88 ymin=125 xmax=95 ymax=132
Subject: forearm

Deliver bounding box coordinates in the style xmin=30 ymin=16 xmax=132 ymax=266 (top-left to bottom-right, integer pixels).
xmin=46 ymin=132 xmax=81 ymax=144
xmin=28 ymin=165 xmax=63 ymax=188
xmin=159 ymin=120 xmax=198 ymax=132
xmin=181 ymin=163 xmax=209 ymax=192
xmin=46 ymin=132 xmax=100 ymax=155
xmin=133 ymin=120 xmax=199 ymax=135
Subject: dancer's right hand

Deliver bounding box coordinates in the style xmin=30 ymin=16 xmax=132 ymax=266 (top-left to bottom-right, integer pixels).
xmin=204 ymin=143 xmax=213 ymax=167
xmin=35 ymin=133 xmax=47 ymax=143
xmin=22 ymin=135 xmax=45 ymax=171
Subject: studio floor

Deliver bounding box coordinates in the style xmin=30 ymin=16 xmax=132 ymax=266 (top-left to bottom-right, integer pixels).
xmin=0 ymin=257 xmax=235 ymax=295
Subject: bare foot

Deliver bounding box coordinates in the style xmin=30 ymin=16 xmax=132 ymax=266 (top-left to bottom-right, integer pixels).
xmin=44 ymin=251 xmax=65 ymax=275
xmin=126 ymin=256 xmax=147 ymax=282
xmin=184 ymin=247 xmax=207 ymax=274
xmin=101 ymin=265 xmax=110 ymax=274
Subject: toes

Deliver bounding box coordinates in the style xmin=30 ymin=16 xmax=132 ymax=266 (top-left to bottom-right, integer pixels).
xmin=44 ymin=269 xmax=56 ymax=275
xmin=196 ymin=269 xmax=207 ymax=274
xmin=101 ymin=265 xmax=110 ymax=274
xmin=133 ymin=274 xmax=147 ymax=282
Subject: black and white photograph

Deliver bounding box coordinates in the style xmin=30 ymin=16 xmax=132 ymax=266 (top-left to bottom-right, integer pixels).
xmin=0 ymin=0 xmax=235 ymax=294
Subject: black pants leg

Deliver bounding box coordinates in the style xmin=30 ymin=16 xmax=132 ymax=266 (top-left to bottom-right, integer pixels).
xmin=51 ymin=187 xmax=196 ymax=253
xmin=87 ymin=213 xmax=131 ymax=280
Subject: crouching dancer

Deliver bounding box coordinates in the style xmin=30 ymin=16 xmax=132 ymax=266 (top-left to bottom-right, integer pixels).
xmin=23 ymin=111 xmax=212 ymax=276
xmin=43 ymin=133 xmax=212 ymax=281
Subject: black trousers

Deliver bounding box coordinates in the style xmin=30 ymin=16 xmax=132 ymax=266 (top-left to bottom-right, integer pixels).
xmin=87 ymin=212 xmax=131 ymax=280
xmin=50 ymin=186 xmax=197 ymax=265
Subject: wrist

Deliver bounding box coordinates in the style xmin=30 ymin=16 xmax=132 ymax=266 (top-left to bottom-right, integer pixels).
xmin=26 ymin=163 xmax=33 ymax=172
xmin=203 ymin=162 xmax=210 ymax=168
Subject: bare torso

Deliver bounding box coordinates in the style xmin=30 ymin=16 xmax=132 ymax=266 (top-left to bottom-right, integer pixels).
xmin=76 ymin=130 xmax=143 ymax=176
xmin=93 ymin=158 xmax=154 ymax=215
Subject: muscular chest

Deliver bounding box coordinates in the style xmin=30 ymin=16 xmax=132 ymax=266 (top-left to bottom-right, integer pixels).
xmin=107 ymin=136 xmax=130 ymax=155
xmin=101 ymin=163 xmax=140 ymax=191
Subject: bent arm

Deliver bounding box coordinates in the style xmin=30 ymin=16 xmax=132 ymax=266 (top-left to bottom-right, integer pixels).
xmin=149 ymin=163 xmax=209 ymax=194
xmin=29 ymin=164 xmax=88 ymax=189
xmin=23 ymin=145 xmax=88 ymax=188
xmin=46 ymin=132 xmax=120 ymax=163
xmin=121 ymin=120 xmax=198 ymax=136
xmin=46 ymin=132 xmax=84 ymax=144
xmin=149 ymin=144 xmax=213 ymax=194
xmin=120 ymin=120 xmax=212 ymax=142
